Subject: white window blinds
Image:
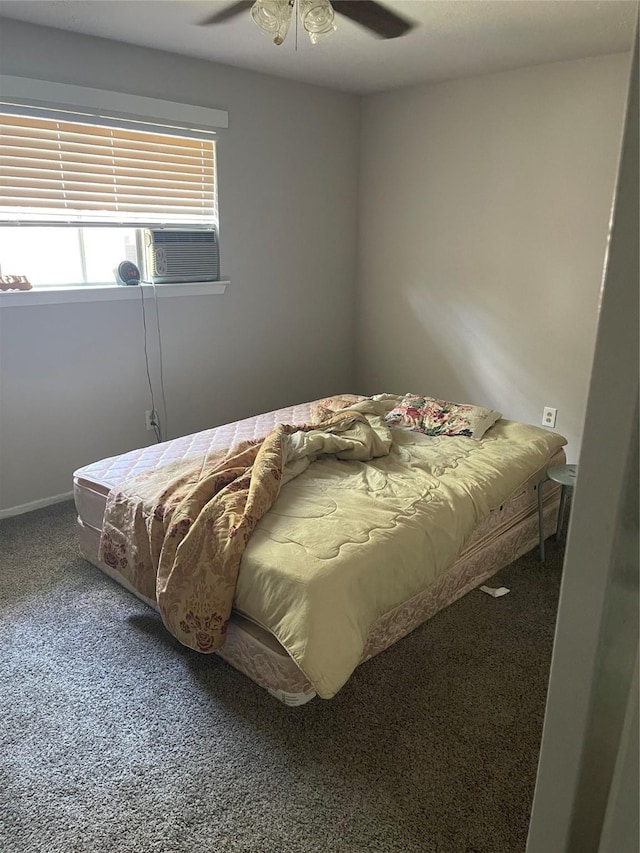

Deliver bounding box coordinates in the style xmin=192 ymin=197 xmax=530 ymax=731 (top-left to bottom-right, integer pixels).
xmin=0 ymin=112 xmax=217 ymax=226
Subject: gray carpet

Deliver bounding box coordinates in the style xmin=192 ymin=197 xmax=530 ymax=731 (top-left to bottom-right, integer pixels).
xmin=0 ymin=501 xmax=564 ymax=853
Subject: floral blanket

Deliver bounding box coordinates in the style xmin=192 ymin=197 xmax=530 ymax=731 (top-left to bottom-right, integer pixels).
xmin=99 ymin=401 xmax=392 ymax=655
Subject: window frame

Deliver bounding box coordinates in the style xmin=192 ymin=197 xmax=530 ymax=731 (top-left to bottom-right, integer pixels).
xmin=0 ymin=78 xmax=227 ymax=292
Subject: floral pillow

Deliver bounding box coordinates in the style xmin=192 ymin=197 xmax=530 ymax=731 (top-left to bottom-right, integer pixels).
xmin=385 ymin=393 xmax=501 ymax=440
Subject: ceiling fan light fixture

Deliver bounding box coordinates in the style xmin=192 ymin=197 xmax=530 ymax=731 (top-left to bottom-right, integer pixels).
xmin=250 ymin=0 xmax=294 ymax=45
xmin=199 ymin=1 xmax=416 ymax=45
xmin=299 ymin=0 xmax=336 ymax=43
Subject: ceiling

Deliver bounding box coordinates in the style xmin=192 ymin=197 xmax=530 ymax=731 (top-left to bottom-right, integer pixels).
xmin=0 ymin=0 xmax=636 ymax=94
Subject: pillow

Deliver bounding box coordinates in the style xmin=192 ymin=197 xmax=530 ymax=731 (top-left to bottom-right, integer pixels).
xmin=311 ymin=394 xmax=368 ymax=421
xmin=385 ymin=393 xmax=501 ymax=440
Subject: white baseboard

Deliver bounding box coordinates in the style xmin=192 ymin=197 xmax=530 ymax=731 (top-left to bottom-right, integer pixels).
xmin=0 ymin=491 xmax=74 ymax=520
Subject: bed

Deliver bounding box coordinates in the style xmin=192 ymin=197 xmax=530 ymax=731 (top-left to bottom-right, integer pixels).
xmin=73 ymin=394 xmax=566 ymax=705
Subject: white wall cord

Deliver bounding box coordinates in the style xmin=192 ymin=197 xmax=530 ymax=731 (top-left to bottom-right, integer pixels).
xmin=151 ymin=281 xmax=169 ymax=441
xmin=139 ymin=285 xmax=162 ymax=443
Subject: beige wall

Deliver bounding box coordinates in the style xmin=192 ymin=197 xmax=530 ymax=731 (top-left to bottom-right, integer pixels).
xmin=528 ymin=43 xmax=637 ymax=850
xmin=0 ymin=21 xmax=632 ymax=513
xmin=356 ymin=53 xmax=631 ymax=461
xmin=0 ymin=19 xmax=360 ymax=513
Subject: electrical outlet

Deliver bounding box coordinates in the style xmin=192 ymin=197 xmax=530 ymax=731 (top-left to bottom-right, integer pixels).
xmin=542 ymin=407 xmax=557 ymax=428
xmin=145 ymin=409 xmax=158 ymax=431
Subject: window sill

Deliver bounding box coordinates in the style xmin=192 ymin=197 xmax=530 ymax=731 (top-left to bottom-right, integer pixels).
xmin=0 ymin=280 xmax=229 ymax=307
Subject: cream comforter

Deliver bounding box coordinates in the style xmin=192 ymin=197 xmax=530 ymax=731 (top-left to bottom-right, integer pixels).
xmin=101 ymin=395 xmax=566 ymax=699
xmin=236 ymin=396 xmax=566 ymax=697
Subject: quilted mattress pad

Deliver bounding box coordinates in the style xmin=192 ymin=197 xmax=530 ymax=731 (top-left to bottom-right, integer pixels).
xmin=74 ymin=402 xmax=314 ymax=531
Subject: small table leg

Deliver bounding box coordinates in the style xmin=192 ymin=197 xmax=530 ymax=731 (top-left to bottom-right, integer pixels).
xmin=537 ymin=478 xmax=546 ymax=562
xmin=557 ymin=483 xmax=569 ymax=541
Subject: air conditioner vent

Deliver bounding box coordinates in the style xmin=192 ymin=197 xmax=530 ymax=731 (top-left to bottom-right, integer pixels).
xmin=145 ymin=229 xmax=220 ymax=284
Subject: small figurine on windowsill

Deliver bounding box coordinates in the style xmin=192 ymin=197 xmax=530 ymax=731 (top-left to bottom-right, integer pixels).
xmin=0 ymin=274 xmax=32 ymax=291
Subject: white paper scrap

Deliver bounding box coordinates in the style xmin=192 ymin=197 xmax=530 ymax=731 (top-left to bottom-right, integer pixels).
xmin=480 ymin=585 xmax=510 ymax=598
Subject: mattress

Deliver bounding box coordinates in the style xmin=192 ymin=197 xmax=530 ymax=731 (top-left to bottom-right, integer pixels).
xmin=74 ymin=398 xmax=565 ymax=702
xmin=74 ymin=401 xmax=315 ymax=532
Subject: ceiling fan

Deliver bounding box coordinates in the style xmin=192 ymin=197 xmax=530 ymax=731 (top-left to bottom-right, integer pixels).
xmin=198 ymin=1 xmax=415 ymax=46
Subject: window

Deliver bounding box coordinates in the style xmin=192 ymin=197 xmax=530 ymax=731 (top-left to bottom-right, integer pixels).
xmin=0 ymin=110 xmax=217 ymax=287
xmin=0 ymin=226 xmax=139 ymax=287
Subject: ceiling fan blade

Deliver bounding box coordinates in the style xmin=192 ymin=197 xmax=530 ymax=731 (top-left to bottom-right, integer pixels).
xmin=197 ymin=1 xmax=254 ymax=26
xmin=331 ymin=1 xmax=414 ymax=39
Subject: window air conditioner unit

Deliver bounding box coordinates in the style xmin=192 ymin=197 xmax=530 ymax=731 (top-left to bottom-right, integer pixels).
xmin=144 ymin=229 xmax=220 ymax=284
